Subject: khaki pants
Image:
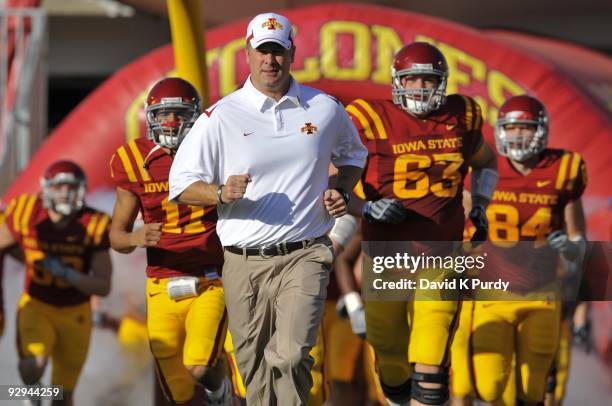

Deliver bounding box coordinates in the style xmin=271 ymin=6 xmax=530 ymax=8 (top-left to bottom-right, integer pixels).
xmin=222 ymin=240 xmax=333 ymax=406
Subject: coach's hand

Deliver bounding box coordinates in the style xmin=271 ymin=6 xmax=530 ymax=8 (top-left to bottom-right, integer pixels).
xmin=324 ymin=189 xmax=347 ymax=218
xmin=362 ymin=198 xmax=407 ymax=224
xmin=131 ymin=223 xmax=162 ymax=248
xmin=221 ymin=174 xmax=251 ymax=204
xmin=469 ymin=205 xmax=488 ymax=247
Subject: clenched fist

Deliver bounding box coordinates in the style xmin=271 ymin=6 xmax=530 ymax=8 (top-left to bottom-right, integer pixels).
xmin=131 ymin=222 xmax=162 ymax=247
xmin=324 ymin=189 xmax=347 ymax=218
xmin=221 ymin=174 xmax=252 ymax=204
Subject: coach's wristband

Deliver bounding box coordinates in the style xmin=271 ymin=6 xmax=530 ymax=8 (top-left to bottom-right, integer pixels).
xmin=216 ymin=184 xmax=226 ymax=205
xmin=334 ymin=187 xmax=350 ymax=204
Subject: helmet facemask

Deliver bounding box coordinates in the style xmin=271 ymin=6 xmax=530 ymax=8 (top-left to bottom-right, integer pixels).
xmin=494 ymin=115 xmax=548 ymax=162
xmin=41 ymin=173 xmax=86 ymax=216
xmin=392 ymin=66 xmax=447 ymax=116
xmin=146 ymin=100 xmax=198 ymax=150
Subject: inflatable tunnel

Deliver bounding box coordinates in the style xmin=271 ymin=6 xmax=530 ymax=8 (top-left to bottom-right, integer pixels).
xmin=3 ymin=3 xmax=611 ymax=240
xmin=1 ymin=0 xmax=612 ymax=366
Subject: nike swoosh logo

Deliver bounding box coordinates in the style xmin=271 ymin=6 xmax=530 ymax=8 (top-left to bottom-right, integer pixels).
xmin=537 ymin=180 xmax=551 ymax=187
xmin=148 ymin=292 xmax=161 ymax=298
xmin=446 ymin=124 xmax=456 ymax=130
xmin=243 ymin=132 xmax=254 ymax=137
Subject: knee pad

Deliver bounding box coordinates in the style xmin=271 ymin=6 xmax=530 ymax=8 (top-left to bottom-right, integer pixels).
xmin=517 ymin=400 xmax=544 ymax=406
xmin=381 ymin=378 xmax=412 ymax=405
xmin=411 ymin=370 xmax=449 ymax=405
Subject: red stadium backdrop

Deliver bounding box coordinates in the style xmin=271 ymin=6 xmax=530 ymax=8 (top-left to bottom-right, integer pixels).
xmin=2 ymin=0 xmax=612 ymax=367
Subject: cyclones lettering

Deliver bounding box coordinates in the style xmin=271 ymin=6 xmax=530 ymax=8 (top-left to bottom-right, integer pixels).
xmin=125 ymin=21 xmax=526 ymax=141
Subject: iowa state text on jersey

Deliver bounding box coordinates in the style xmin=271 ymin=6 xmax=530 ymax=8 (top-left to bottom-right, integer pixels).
xmin=347 ymin=95 xmax=484 ymax=242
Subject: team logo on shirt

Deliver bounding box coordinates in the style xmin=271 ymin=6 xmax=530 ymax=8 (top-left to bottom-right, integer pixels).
xmin=262 ymin=18 xmax=283 ymax=30
xmin=301 ymin=122 xmax=318 ymax=135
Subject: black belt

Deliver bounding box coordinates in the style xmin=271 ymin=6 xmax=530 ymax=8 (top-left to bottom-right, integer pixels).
xmin=225 ymin=236 xmax=328 ymax=257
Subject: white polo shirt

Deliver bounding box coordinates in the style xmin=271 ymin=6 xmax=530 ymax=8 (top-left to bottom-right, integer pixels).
xmin=169 ymin=76 xmax=367 ymax=247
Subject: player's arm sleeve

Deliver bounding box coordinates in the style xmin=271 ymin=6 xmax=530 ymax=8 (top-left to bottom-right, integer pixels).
xmin=168 ymin=113 xmax=219 ymax=203
xmin=1 ymin=196 xmax=24 ymax=244
xmin=568 ymin=154 xmax=587 ymax=201
xmin=109 ymin=149 xmax=137 ymax=193
xmin=345 ymin=100 xmax=374 ymax=146
xmin=92 ymin=214 xmax=112 ymax=251
xmin=332 ymin=103 xmax=368 ymax=168
xmin=460 ymin=96 xmax=485 ymax=158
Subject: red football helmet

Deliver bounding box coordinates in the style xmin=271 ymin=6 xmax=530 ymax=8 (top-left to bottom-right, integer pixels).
xmin=391 ymin=42 xmax=448 ymax=115
xmin=40 ymin=160 xmax=87 ymax=216
xmin=494 ymin=95 xmax=549 ymax=162
xmin=145 ymin=77 xmax=201 ymax=150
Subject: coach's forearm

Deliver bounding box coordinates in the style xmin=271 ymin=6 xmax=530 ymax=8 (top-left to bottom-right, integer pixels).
xmin=175 ymin=181 xmax=219 ymax=206
xmin=336 ymin=165 xmax=363 ymax=193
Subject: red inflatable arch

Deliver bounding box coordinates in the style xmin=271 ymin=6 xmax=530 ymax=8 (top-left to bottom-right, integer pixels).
xmin=3 ymin=3 xmax=611 ymax=239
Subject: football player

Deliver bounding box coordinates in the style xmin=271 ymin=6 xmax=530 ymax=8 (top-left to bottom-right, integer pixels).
xmin=346 ymin=42 xmax=498 ymax=406
xmin=109 ymin=77 xmax=231 ymax=405
xmin=544 ymin=301 xmax=590 ymax=406
xmin=469 ymin=95 xmax=587 ymax=405
xmin=332 ymin=222 xmax=387 ymax=406
xmin=0 ymin=160 xmax=113 ymax=406
xmin=0 ymin=210 xmax=5 ymax=338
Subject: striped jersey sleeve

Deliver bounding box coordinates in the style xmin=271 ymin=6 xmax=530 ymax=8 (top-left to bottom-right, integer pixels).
xmin=3 ymin=194 xmax=38 ymax=243
xmin=554 ymin=151 xmax=587 ymax=200
xmin=345 ymin=99 xmax=389 ymax=143
xmin=110 ymin=140 xmax=151 ymax=192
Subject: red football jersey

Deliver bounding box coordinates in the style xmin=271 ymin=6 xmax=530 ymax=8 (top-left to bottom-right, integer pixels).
xmin=4 ymin=194 xmax=110 ymax=306
xmin=347 ymin=95 xmax=485 ymax=242
xmin=480 ymin=149 xmax=587 ymax=291
xmin=109 ymin=138 xmax=223 ymax=278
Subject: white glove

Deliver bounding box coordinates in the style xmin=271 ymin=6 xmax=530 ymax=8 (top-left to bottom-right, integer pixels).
xmin=362 ymin=198 xmax=408 ymax=224
xmin=337 ymin=292 xmax=366 ymax=339
xmin=547 ymin=230 xmax=570 ymax=252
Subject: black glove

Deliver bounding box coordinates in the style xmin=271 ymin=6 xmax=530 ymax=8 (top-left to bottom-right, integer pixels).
xmin=362 ymin=198 xmax=408 ymax=224
xmin=469 ymin=205 xmax=488 ymax=247
xmin=572 ymin=322 xmax=591 ymax=353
